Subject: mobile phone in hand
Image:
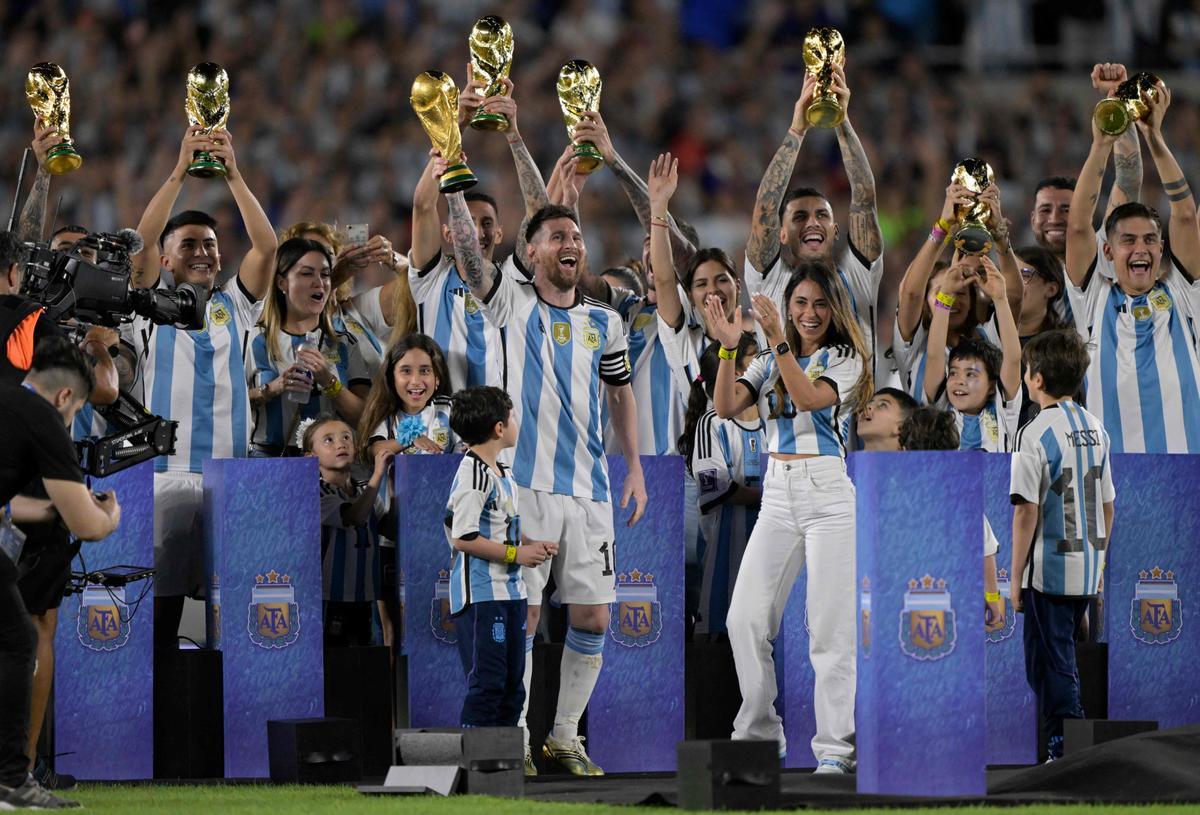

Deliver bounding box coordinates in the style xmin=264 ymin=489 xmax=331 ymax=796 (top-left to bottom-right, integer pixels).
xmin=346 ymin=223 xmax=369 ymax=245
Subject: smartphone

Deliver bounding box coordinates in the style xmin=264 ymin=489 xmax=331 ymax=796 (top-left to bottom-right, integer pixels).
xmin=346 ymin=223 xmax=369 ymax=246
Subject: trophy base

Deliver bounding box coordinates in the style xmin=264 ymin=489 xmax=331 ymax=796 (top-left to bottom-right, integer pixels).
xmin=805 ymin=98 xmax=845 ymax=129
xmin=572 ymin=142 xmax=604 ymax=175
xmin=1094 ymin=98 xmax=1131 ymax=136
xmin=954 ymin=223 xmax=993 ymax=256
xmin=45 ymin=143 xmax=82 ymax=175
xmin=439 ymin=163 xmax=478 ymax=194
xmin=187 ymin=151 xmax=227 ymax=179
xmin=469 ymin=111 xmax=510 ymax=132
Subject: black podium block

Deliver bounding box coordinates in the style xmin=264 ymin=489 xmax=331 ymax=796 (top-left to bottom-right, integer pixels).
xmin=267 ymin=717 xmax=362 ymax=784
xmin=394 ymin=727 xmax=522 ymax=797
xmin=1064 ymin=719 xmax=1158 ymax=754
xmin=677 ymin=740 xmax=780 ymax=811
xmin=325 ymin=646 xmax=393 ymax=775
xmin=154 ymin=649 xmax=223 ymax=779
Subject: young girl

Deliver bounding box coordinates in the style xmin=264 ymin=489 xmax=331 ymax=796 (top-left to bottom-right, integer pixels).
xmin=707 ymin=262 xmax=873 ymax=774
xmin=303 ymin=414 xmax=393 ymax=647
xmin=923 ymin=255 xmax=1022 ymax=452
xmin=678 ymin=334 xmax=764 ymax=637
xmin=359 ymin=333 xmax=457 ymax=457
xmin=249 ymin=238 xmax=372 ymax=456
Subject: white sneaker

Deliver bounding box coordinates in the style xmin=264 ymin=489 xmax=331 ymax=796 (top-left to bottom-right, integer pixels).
xmin=813 ymin=757 xmax=853 ymax=775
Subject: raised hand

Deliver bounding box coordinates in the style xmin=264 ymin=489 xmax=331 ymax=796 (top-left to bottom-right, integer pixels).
xmin=480 ymin=77 xmax=519 ymax=133
xmin=941 ymin=182 xmax=974 ymax=224
xmin=206 ymin=128 xmax=240 ymax=180
xmin=1091 ymin=62 xmax=1128 ymax=97
xmin=705 ymin=292 xmax=744 ymax=349
xmin=176 ymin=125 xmax=214 ymax=175
xmin=791 ymin=73 xmax=819 ymax=133
xmin=830 ymin=63 xmax=851 ymax=119
xmin=31 ymin=118 xmax=59 ymax=171
xmin=647 ymin=152 xmax=678 ymax=211
xmin=457 ymin=62 xmax=487 ymax=126
xmin=1136 ymin=79 xmax=1171 ymax=136
xmin=569 ymin=111 xmax=615 ymax=163
xmin=750 ymin=293 xmax=785 ymax=346
xmin=973 ymin=255 xmax=1007 ymax=301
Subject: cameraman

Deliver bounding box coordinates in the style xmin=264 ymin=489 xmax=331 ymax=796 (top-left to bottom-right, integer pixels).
xmin=0 ymin=336 xmax=121 ymax=810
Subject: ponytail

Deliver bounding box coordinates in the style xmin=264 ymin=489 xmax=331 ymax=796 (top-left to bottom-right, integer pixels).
xmin=679 ymin=333 xmax=759 ymax=473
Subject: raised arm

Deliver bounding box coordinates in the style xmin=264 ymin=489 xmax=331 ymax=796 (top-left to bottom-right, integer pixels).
xmin=1066 ymin=122 xmax=1116 ymax=288
xmin=411 ymin=155 xmax=443 ymax=269
xmin=1138 ymin=83 xmax=1200 ymax=278
xmin=15 ymin=121 xmax=59 ymax=242
xmin=445 ymin=189 xmax=498 ymax=302
xmin=648 ymin=153 xmax=686 ymax=329
xmin=131 ymin=126 xmax=212 ymax=289
xmin=746 ymin=75 xmax=816 ymax=274
xmin=206 ymin=128 xmax=277 ymax=300
xmin=977 ymin=256 xmax=1022 ymax=401
xmin=1092 ymin=63 xmax=1142 ymax=217
xmin=977 ymin=181 xmax=1023 ymax=318
xmin=897 ymin=182 xmax=971 ymax=341
xmin=705 ymin=299 xmax=755 ymax=418
xmin=923 ymin=261 xmax=969 ymax=403
xmin=832 ymin=66 xmax=882 ymax=263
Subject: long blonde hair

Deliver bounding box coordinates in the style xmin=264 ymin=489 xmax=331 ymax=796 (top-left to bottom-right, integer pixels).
xmin=771 ymin=262 xmax=873 ymax=418
xmin=258 ymin=237 xmax=339 ymax=363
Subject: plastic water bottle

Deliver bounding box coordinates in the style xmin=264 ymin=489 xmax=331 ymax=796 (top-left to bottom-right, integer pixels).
xmin=286 ymin=331 xmax=321 ymax=405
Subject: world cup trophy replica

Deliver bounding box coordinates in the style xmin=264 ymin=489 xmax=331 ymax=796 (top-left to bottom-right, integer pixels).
xmin=1093 ymin=72 xmax=1162 ymax=137
xmin=25 ymin=63 xmax=83 ymax=174
xmin=468 ymin=16 xmax=514 ymax=132
xmin=411 ymin=71 xmax=478 ymax=194
xmin=185 ymin=62 xmax=230 ymax=179
xmin=802 ymin=28 xmax=846 ymax=129
xmin=951 ymin=159 xmax=995 ymax=256
xmin=557 ymin=60 xmax=604 ymax=174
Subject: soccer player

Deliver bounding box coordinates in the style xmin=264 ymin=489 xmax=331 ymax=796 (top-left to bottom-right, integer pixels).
xmin=127 ymin=125 xmax=277 ymax=650
xmin=743 ymin=64 xmax=884 ymax=367
xmin=1064 ymin=78 xmax=1200 ymax=453
xmin=445 ymin=191 xmax=646 ymax=776
xmin=1010 ymin=328 xmax=1114 ymax=761
xmin=856 ymin=388 xmax=918 ymax=452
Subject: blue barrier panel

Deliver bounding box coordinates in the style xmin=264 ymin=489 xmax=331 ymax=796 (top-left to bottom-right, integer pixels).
xmin=55 ymin=462 xmax=155 ymax=780
xmin=983 ymin=454 xmax=1036 ymax=765
xmin=1107 ymin=454 xmax=1200 ymax=729
xmin=204 ymin=458 xmax=323 ymax=778
xmin=854 ymin=451 xmax=985 ymax=796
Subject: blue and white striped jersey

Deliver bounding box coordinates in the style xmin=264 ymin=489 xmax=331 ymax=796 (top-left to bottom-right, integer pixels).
xmin=1066 ymin=260 xmax=1200 ymax=453
xmin=951 ymin=391 xmax=1021 ymax=452
xmin=368 ymin=397 xmax=458 ymax=454
xmin=248 ymin=328 xmax=371 ymax=451
xmin=320 ymin=477 xmax=385 ymax=602
xmin=336 ymin=295 xmax=385 ymax=375
xmin=480 ymin=274 xmax=631 ymax=501
xmin=737 ymin=345 xmax=863 ymax=458
xmin=122 ymin=279 xmax=261 ymax=473
xmin=1010 ymin=401 xmax=1115 ymax=596
xmin=892 ymin=315 xmax=1002 ymax=407
xmin=444 ymin=451 xmax=524 ymax=614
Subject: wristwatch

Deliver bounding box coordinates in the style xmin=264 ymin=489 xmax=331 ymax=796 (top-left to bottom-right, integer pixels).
xmin=773 ymin=340 xmax=791 ymax=357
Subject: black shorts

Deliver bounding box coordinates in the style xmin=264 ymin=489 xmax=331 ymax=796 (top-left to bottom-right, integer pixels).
xmin=16 ymin=523 xmax=78 ymax=616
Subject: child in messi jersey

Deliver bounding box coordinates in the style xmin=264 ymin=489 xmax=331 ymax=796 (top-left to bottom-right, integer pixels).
xmin=445 ymin=386 xmax=557 ymax=728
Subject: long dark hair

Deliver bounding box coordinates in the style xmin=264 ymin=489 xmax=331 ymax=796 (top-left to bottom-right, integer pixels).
xmin=357 ymin=333 xmax=451 ymax=456
xmin=682 ymin=247 xmax=738 ymax=292
xmin=920 ymin=259 xmax=981 ymax=336
xmin=1015 ymin=245 xmax=1068 ymax=334
xmin=678 ymin=333 xmax=758 ymax=471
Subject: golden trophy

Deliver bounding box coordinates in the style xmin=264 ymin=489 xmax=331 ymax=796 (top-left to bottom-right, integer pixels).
xmin=185 ymin=62 xmax=230 ymax=178
xmin=802 ymin=28 xmax=846 ymax=129
xmin=557 ymin=60 xmax=604 ymax=174
xmin=951 ymin=159 xmax=995 ymax=256
xmin=410 ymin=71 xmax=477 ymax=194
xmin=24 ymin=63 xmax=82 ymax=175
xmin=468 ymin=16 xmax=514 ymax=132
xmin=1093 ymin=72 xmax=1162 ymax=136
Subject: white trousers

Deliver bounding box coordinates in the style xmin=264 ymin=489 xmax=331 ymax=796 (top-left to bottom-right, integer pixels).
xmin=727 ymin=456 xmax=856 ymax=764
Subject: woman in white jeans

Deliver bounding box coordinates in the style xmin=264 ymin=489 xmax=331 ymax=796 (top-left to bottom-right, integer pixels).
xmin=707 ymin=262 xmax=873 ymax=774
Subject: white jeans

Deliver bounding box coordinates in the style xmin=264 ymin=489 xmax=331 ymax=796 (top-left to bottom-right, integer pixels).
xmin=727 ymin=456 xmax=856 ymax=764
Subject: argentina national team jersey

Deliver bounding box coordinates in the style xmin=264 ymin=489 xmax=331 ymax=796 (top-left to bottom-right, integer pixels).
xmin=1010 ymin=402 xmax=1115 ymax=596
xmin=320 ymin=478 xmax=385 ymax=602
xmin=952 ymin=391 xmax=1021 ymax=452
xmin=445 ymin=452 xmax=525 ymax=614
xmin=892 ymin=315 xmax=1002 ymax=406
xmin=123 ymin=278 xmax=260 ymax=473
xmin=249 ymin=328 xmax=371 ymax=451
xmin=1066 ymin=259 xmax=1200 ymax=453
xmin=737 ymin=345 xmax=862 ymax=458
xmin=335 ymin=299 xmax=384 ymax=374
xmin=369 ymin=397 xmax=458 ymax=453
xmin=480 ymin=273 xmax=631 ymax=501
xmin=409 ymin=250 xmax=517 ymax=392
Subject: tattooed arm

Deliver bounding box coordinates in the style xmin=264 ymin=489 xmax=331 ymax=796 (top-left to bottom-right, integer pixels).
xmin=836 ymin=118 xmax=883 ymax=263
xmin=1105 ymin=125 xmax=1142 ymax=218
xmin=1140 ymin=84 xmax=1200 ymax=280
xmin=15 ymin=121 xmax=59 ymax=242
xmin=1067 ymin=122 xmax=1115 ymax=288
xmin=446 ymin=191 xmax=499 ymax=301
xmin=480 ymin=78 xmax=549 ymax=265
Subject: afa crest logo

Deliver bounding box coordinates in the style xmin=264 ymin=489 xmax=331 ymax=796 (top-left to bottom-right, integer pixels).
xmin=247 ymin=571 xmax=300 ymax=649
xmin=986 ymin=568 xmax=1018 ymax=643
xmin=463 ymin=291 xmax=480 ymax=315
xmin=899 ymin=574 xmax=956 ymax=661
xmin=609 ymin=569 xmax=661 ymax=647
xmin=77 ymin=585 xmax=130 ymax=652
xmin=1130 ymin=566 xmax=1182 ymax=645
xmin=581 ymin=320 xmax=601 ymax=351
xmin=860 ymin=577 xmax=872 ymax=658
xmin=208 ymin=302 xmax=232 ymax=327
xmin=431 ymin=569 xmax=457 ymax=644
xmin=632 ymin=312 xmax=654 ymax=333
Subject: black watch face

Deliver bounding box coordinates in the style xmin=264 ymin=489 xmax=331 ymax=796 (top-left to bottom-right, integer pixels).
xmin=775 ymin=342 xmax=789 ymax=355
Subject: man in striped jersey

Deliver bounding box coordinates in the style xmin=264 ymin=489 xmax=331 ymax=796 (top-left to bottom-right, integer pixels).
xmin=1065 ymin=79 xmax=1200 ymax=453
xmin=446 ymin=192 xmax=646 ymax=777
xmin=127 ymin=125 xmax=277 ymax=651
xmin=1010 ymin=329 xmax=1114 ymax=761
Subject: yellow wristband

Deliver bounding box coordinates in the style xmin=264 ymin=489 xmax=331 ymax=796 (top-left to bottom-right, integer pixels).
xmin=935 ymin=291 xmax=956 ymax=308
xmin=718 ymin=346 xmax=738 ymax=361
xmin=937 ymin=217 xmax=953 ymax=233
xmin=322 ymin=378 xmax=343 ymax=398
xmin=985 ymin=591 xmax=1001 ymax=602
xmin=504 ymin=544 xmax=518 ymax=564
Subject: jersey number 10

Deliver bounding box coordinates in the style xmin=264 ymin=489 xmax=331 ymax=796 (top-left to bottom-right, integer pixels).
xmin=1050 ymin=464 xmax=1108 ymax=554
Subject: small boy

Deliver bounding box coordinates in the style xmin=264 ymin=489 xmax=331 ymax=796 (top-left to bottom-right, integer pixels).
xmin=445 ymin=386 xmax=557 ymax=727
xmin=857 ymin=387 xmax=919 ymax=451
xmin=1010 ymin=329 xmax=1114 ymax=761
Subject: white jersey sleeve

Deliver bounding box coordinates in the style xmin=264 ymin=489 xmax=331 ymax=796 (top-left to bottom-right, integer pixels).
xmin=1009 ymin=429 xmax=1046 ymax=506
xmin=349 ymin=285 xmax=390 ymax=341
xmin=984 ymin=516 xmax=1000 ymax=558
xmin=692 ymin=412 xmax=734 ymax=514
xmin=449 ymin=465 xmax=492 ymax=541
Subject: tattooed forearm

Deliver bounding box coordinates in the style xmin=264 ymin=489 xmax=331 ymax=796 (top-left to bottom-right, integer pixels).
xmin=1165 ymin=178 xmax=1193 ymax=202
xmin=509 ymin=138 xmax=549 ymax=218
xmin=1112 ymin=127 xmax=1142 ymax=206
xmin=447 ymin=192 xmax=492 ymax=295
xmin=610 ymin=149 xmax=695 ymax=259
xmin=747 ymin=131 xmax=802 ymax=272
xmin=836 ymin=120 xmax=882 ymax=262
xmin=16 ymin=167 xmax=50 ymax=242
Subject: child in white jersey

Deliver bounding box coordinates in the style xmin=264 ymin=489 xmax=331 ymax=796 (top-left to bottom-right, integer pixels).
xmin=360 ymin=333 xmax=457 ymax=457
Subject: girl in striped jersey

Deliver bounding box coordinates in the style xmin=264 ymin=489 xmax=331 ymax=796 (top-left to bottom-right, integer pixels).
xmin=359 ymin=333 xmax=458 ymax=457
xmin=678 ymin=335 xmax=763 ymax=637
xmin=303 ymin=415 xmax=393 ymax=647
xmin=708 ymin=262 xmax=872 ymax=774
xmin=249 ymin=238 xmax=373 ymax=456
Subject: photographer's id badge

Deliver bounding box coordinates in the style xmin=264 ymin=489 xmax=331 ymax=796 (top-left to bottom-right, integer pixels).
xmin=0 ymin=504 xmax=28 ymax=565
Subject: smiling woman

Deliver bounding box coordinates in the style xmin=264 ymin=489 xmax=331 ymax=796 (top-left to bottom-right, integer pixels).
xmin=246 ymin=237 xmax=373 ymax=456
